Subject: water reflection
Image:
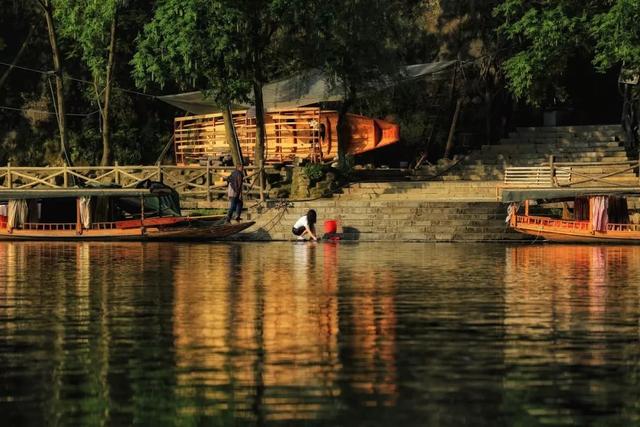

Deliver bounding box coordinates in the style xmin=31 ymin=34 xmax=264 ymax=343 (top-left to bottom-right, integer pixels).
xmin=504 ymin=245 xmax=640 ymax=425
xmin=0 ymin=242 xmax=639 ymax=425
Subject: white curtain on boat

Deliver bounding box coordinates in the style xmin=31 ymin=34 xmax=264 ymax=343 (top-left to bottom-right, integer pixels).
xmin=590 ymin=196 xmax=609 ymax=232
xmin=79 ymin=197 xmax=91 ymax=229
xmin=505 ymin=203 xmax=519 ymax=224
xmin=7 ymin=199 xmax=28 ymax=229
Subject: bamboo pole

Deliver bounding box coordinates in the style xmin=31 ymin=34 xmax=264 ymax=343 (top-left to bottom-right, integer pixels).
xmin=444 ymin=98 xmax=463 ymax=159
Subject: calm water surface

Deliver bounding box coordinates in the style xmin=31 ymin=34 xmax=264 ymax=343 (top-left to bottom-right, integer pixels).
xmin=0 ymin=242 xmax=639 ymax=426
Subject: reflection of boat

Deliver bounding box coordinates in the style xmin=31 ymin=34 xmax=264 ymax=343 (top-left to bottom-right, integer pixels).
xmin=0 ymin=182 xmax=254 ymax=241
xmin=503 ymin=188 xmax=640 ymax=243
xmin=174 ymin=107 xmax=400 ymax=165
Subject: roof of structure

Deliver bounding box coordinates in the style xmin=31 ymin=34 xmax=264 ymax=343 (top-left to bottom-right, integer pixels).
xmin=158 ymin=61 xmax=458 ymax=114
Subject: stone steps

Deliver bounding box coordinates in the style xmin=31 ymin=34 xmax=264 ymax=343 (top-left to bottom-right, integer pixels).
xmin=237 ymin=199 xmax=527 ymax=242
xmin=438 ymin=123 xmax=632 ymax=182
xmin=514 ymin=124 xmax=623 ymax=133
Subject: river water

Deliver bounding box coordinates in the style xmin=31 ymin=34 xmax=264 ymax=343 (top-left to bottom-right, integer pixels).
xmin=0 ymin=242 xmax=639 ymax=426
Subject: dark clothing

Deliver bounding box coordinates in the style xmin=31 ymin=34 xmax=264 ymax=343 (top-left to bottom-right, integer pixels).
xmin=226 ymin=196 xmax=243 ymax=222
xmin=226 ymin=168 xmax=244 ymax=222
xmin=292 ymin=226 xmax=306 ymax=236
xmin=227 ymin=169 xmax=244 ymax=198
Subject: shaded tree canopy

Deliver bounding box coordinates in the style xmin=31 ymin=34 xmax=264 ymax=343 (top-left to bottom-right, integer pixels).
xmin=495 ymin=0 xmax=640 ymax=107
xmin=1 ymin=0 xmax=639 ymax=167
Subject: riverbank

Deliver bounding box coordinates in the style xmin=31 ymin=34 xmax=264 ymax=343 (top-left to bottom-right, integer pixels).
xmin=182 ymin=181 xmax=528 ymax=242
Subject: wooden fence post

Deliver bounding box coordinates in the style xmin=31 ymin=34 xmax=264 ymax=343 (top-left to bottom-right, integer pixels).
xmin=115 ymin=161 xmax=120 ymax=186
xmin=6 ymin=162 xmax=11 ymax=189
xmin=157 ymin=164 xmax=162 ymax=183
xmin=549 ymin=155 xmax=555 ymax=187
xmin=63 ymin=162 xmax=68 ymax=187
xmin=206 ymin=162 xmax=211 ymax=203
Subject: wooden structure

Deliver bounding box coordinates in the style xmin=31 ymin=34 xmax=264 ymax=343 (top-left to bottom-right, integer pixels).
xmin=0 ymin=163 xmax=261 ymax=201
xmin=0 ymin=186 xmax=254 ymax=241
xmin=501 ymin=158 xmax=640 ymax=243
xmin=173 ymin=107 xmax=400 ymax=165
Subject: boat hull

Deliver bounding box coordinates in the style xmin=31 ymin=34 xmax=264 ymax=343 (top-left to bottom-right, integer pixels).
xmin=512 ymin=218 xmax=640 ymax=244
xmin=0 ymin=221 xmax=255 ymax=241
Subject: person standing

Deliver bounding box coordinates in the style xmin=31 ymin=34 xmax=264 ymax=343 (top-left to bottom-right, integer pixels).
xmin=226 ymin=164 xmax=244 ymax=223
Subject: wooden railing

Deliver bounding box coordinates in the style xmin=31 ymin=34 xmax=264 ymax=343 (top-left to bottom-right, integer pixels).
xmin=0 ymin=163 xmax=262 ymax=201
xmin=174 ymin=107 xmax=325 ymax=164
xmin=504 ymin=155 xmax=640 ymax=188
xmin=516 ymin=215 xmax=590 ymax=230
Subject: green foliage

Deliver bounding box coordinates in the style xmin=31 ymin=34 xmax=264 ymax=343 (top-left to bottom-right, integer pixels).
xmin=303 ymin=163 xmax=324 ymax=182
xmin=495 ymin=0 xmax=640 ymax=107
xmin=591 ymin=0 xmax=640 ymax=71
xmin=132 ymin=0 xmax=252 ymax=105
xmin=494 ymin=0 xmax=591 ymax=107
xmin=53 ymin=0 xmax=119 ymax=85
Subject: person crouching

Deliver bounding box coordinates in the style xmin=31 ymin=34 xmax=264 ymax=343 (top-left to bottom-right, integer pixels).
xmin=292 ymin=209 xmax=318 ymax=241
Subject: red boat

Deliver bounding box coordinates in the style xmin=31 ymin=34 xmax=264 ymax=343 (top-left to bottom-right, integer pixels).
xmin=504 ymin=188 xmax=640 ymax=243
xmin=0 ymin=185 xmax=254 ymax=241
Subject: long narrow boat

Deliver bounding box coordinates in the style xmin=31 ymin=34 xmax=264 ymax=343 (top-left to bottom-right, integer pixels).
xmin=173 ymin=107 xmax=400 ymax=165
xmin=0 ymin=184 xmax=254 ymax=241
xmin=503 ymin=187 xmax=640 ymax=243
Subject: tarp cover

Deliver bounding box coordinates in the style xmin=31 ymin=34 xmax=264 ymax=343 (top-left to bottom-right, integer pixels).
xmin=501 ymin=187 xmax=640 ymax=203
xmin=158 ymin=61 xmax=457 ymax=114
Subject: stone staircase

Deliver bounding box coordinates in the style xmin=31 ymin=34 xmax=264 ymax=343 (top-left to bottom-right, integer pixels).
xmin=229 ymin=124 xmax=632 ymax=242
xmin=240 ymin=181 xmax=526 ymax=241
xmin=442 ymin=124 xmax=635 ymax=182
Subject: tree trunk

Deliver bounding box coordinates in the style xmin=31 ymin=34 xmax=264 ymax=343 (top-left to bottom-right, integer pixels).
xmin=444 ymin=97 xmax=463 ymax=159
xmin=484 ymin=89 xmax=493 ymax=145
xmin=41 ymin=0 xmax=70 ymax=165
xmin=252 ymin=79 xmax=266 ymax=199
xmin=337 ymin=87 xmax=355 ymax=170
xmin=223 ymin=105 xmax=243 ymax=166
xmin=0 ymin=25 xmax=34 ymax=90
xmin=100 ymin=15 xmax=117 ymax=166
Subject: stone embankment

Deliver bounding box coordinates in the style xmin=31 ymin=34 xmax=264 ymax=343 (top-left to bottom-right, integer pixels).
xmin=241 ymin=181 xmax=523 ymax=241
xmin=213 ymin=124 xmax=632 ymax=242
xmin=447 ymin=124 xmax=632 ymax=182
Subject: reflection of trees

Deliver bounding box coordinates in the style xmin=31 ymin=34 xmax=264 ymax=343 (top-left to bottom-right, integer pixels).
xmin=3 ymin=241 xmax=409 ymax=424
xmin=0 ymin=242 xmax=179 ymax=425
xmin=503 ymin=245 xmax=640 ymax=425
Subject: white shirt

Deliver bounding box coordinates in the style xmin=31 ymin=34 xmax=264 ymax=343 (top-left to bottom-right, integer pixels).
xmin=293 ymin=215 xmax=309 ymax=229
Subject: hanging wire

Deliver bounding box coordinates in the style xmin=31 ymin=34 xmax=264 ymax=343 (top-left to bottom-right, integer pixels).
xmin=0 ymin=60 xmax=156 ymax=99
xmin=0 ymin=104 xmax=99 ymax=116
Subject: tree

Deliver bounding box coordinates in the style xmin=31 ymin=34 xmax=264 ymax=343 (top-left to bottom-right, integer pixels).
xmin=132 ymin=0 xmax=252 ymax=167
xmin=35 ymin=0 xmax=72 ymax=164
xmin=310 ymin=0 xmax=413 ymax=168
xmin=54 ymin=0 xmax=122 ymax=166
xmin=495 ymin=1 xmax=640 ymax=142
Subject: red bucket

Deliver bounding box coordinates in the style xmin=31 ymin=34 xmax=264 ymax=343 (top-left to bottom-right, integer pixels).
xmin=0 ymin=215 xmax=6 ymax=229
xmin=324 ymin=219 xmax=337 ymax=234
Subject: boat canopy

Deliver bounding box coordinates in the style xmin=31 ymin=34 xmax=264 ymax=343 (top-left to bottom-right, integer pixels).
xmin=501 ymin=187 xmax=640 ymax=203
xmin=0 ymin=187 xmax=171 ymax=200
xmin=158 ymin=61 xmax=457 ymax=114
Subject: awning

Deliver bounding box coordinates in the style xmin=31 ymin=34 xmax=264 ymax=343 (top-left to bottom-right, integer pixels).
xmin=501 ymin=187 xmax=640 ymax=203
xmin=158 ymin=61 xmax=457 ymax=114
xmin=0 ymin=188 xmax=170 ymax=200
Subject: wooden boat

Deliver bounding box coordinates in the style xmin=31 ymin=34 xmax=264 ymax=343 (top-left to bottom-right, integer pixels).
xmin=503 ymin=187 xmax=640 ymax=243
xmin=173 ymin=107 xmax=400 ymax=165
xmin=0 ymin=184 xmax=254 ymax=241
